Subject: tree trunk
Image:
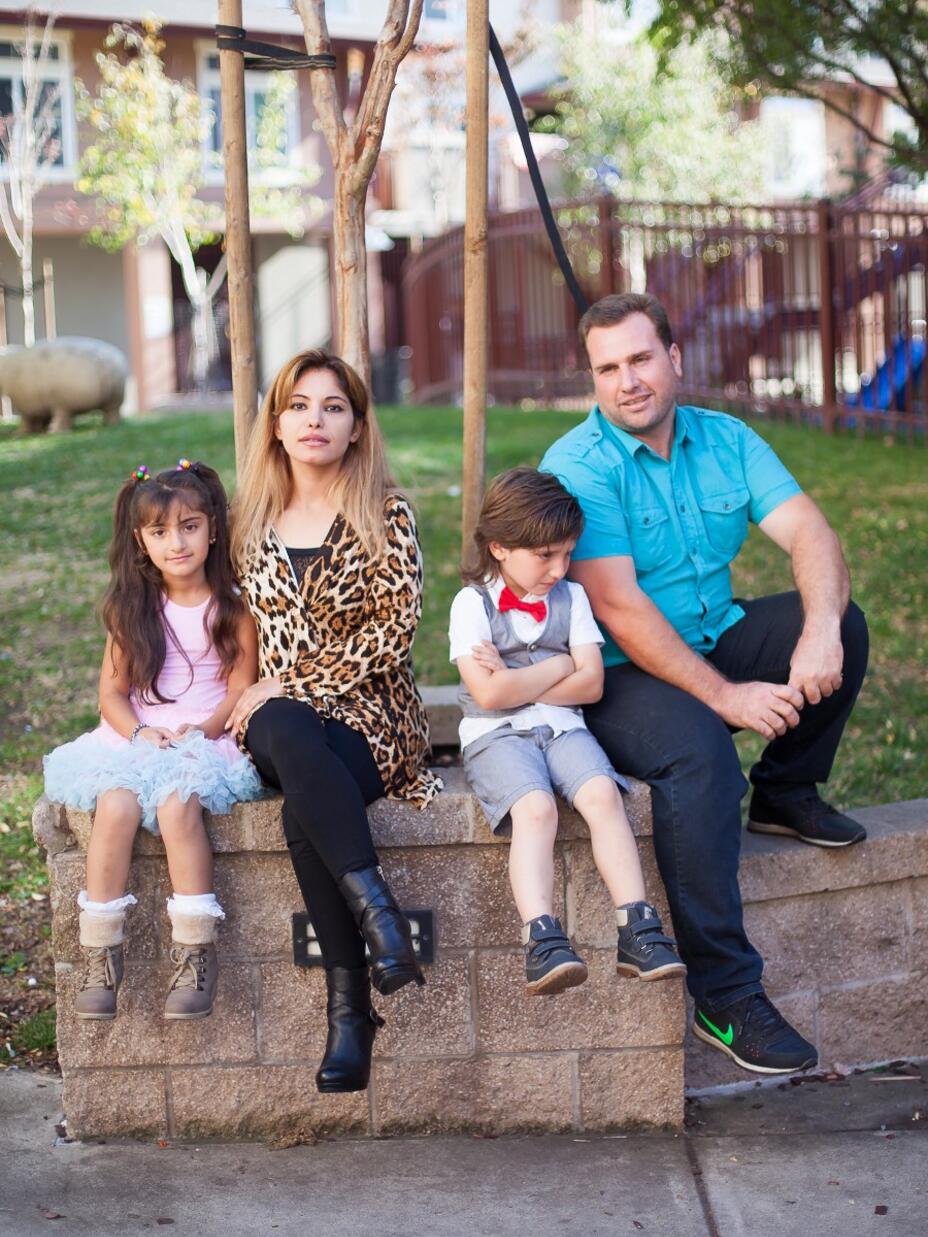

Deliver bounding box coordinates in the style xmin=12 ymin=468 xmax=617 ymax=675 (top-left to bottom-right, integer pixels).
xmin=21 ymin=187 xmax=35 ymax=348
xmin=168 ymin=228 xmax=228 ymax=394
xmin=296 ymin=1 xmax=423 ymax=393
xmin=190 ymin=292 xmax=212 ymax=393
xmin=332 ymin=179 xmax=370 ymax=386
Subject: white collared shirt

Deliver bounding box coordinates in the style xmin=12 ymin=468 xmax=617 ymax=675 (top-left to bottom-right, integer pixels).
xmin=448 ymin=575 xmax=604 ymax=750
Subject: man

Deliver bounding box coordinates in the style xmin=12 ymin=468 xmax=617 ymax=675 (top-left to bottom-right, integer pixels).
xmin=541 ymin=292 xmax=869 ymax=1075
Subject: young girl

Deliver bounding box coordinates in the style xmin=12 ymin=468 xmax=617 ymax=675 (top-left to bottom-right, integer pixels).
xmin=44 ymin=460 xmax=262 ymax=1021
xmin=450 ymin=468 xmax=685 ymax=994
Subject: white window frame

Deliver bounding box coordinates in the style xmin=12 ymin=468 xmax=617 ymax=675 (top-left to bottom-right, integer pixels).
xmin=196 ymin=42 xmax=301 ymax=185
xmin=424 ymin=0 xmax=456 ymax=21
xmin=422 ymin=0 xmax=463 ymax=29
xmin=0 ymin=25 xmax=77 ymax=182
xmin=760 ymin=95 xmax=827 ymax=200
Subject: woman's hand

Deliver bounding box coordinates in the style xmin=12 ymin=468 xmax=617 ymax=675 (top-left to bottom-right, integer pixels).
xmin=173 ymin=722 xmax=206 ymax=741
xmin=226 ymin=677 xmax=284 ymax=739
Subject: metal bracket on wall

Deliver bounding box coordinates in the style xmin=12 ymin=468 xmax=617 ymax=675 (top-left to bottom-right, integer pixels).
xmin=291 ymin=910 xmax=436 ymax=968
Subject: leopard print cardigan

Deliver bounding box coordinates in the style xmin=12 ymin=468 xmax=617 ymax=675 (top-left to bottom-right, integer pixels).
xmin=238 ymin=495 xmax=442 ymax=808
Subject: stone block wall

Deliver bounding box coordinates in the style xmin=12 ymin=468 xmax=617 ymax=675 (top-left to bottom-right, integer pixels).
xmin=686 ymin=798 xmax=928 ymax=1089
xmin=34 ymin=770 xmax=687 ymax=1141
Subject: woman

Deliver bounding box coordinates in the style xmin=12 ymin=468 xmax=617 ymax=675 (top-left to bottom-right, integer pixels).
xmin=229 ymin=349 xmax=441 ymax=1094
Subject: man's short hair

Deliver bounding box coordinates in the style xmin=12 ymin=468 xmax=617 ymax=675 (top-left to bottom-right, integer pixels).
xmin=578 ymin=293 xmax=675 ymax=357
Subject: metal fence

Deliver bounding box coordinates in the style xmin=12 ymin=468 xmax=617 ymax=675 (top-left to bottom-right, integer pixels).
xmin=403 ymin=195 xmax=928 ymax=439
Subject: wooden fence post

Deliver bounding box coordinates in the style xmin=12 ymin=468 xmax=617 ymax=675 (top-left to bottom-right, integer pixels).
xmin=817 ymin=199 xmax=837 ymax=433
xmin=462 ymin=0 xmax=489 ymax=558
xmin=218 ymin=0 xmax=259 ymax=472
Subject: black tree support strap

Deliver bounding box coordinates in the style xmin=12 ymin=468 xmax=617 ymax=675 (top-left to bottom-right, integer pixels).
xmin=215 ymin=24 xmax=336 ymax=73
xmin=215 ymin=23 xmax=587 ymax=314
xmin=489 ymin=23 xmax=589 ymax=315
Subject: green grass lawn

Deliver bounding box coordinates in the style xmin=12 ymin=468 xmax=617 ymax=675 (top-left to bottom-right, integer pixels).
xmin=1 ymin=406 xmax=926 ymax=909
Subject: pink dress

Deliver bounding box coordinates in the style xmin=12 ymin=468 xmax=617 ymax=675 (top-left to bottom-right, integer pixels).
xmin=44 ymin=597 xmax=263 ymax=833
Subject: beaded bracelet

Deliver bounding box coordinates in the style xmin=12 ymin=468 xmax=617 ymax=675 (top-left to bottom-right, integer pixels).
xmin=129 ymin=722 xmax=146 ymax=744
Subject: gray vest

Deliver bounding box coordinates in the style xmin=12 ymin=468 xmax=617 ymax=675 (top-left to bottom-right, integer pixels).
xmin=458 ymin=578 xmax=576 ymax=720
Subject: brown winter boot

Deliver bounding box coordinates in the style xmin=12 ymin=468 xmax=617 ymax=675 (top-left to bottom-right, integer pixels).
xmin=164 ymin=912 xmax=219 ymax=1020
xmin=75 ymin=911 xmax=126 ymax=1020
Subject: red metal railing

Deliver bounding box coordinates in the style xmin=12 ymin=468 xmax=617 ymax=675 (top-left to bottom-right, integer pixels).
xmin=403 ymin=195 xmax=928 ymax=438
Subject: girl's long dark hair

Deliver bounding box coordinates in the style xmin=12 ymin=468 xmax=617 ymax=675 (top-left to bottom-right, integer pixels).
xmin=103 ymin=462 xmax=243 ymax=703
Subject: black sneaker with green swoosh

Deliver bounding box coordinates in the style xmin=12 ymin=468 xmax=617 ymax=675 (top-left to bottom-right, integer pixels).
xmin=693 ymin=992 xmax=818 ymax=1074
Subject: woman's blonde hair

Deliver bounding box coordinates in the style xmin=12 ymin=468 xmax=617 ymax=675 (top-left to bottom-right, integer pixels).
xmin=231 ymin=349 xmax=397 ymax=568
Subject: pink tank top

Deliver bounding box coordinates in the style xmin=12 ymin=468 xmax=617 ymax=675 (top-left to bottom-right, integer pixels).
xmin=97 ymin=596 xmax=230 ymax=743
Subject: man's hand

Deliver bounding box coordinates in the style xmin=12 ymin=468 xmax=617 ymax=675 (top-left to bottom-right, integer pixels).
xmin=714 ymin=681 xmax=804 ymax=741
xmin=788 ymin=624 xmax=844 ymax=705
xmin=759 ymin=496 xmax=850 ymax=707
xmin=226 ymin=678 xmax=284 ymax=739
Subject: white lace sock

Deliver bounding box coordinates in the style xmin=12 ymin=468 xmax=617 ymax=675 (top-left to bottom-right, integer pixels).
xmin=77 ymin=891 xmax=138 ymax=916
xmin=165 ymin=891 xmax=225 ymax=920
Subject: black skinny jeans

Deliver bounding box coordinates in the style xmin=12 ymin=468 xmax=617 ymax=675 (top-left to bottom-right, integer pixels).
xmin=245 ymin=697 xmax=385 ymax=971
xmin=585 ymin=591 xmax=869 ymax=1012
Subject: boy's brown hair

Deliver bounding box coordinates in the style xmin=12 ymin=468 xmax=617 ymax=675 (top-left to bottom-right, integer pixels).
xmin=462 ymin=467 xmax=584 ymax=585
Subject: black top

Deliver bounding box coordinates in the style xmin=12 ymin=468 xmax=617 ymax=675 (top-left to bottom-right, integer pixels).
xmin=285 ymin=545 xmax=328 ymax=590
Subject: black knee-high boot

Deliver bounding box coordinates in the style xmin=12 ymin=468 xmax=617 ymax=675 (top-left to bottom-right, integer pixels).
xmin=315 ymin=966 xmax=385 ymax=1093
xmin=337 ymin=866 xmax=425 ymax=995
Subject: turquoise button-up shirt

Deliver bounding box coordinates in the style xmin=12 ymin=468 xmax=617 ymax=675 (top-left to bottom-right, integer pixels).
xmin=540 ymin=405 xmax=802 ymax=667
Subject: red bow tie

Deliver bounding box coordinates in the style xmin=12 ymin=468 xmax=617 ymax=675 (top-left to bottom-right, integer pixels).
xmin=499 ymin=586 xmax=547 ymax=623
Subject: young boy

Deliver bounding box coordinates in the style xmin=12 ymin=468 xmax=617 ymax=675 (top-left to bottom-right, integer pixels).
xmin=449 ymin=468 xmax=685 ymax=995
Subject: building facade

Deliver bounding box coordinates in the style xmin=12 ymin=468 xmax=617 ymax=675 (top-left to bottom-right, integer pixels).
xmin=0 ymin=1 xmax=398 ymax=409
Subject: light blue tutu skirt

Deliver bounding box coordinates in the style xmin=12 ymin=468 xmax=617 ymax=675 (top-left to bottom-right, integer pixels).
xmin=43 ymin=728 xmax=265 ymax=834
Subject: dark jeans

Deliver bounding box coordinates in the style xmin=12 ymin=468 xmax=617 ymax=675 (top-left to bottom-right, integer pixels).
xmin=584 ymin=591 xmax=869 ymax=1010
xmin=245 ymin=697 xmax=385 ymax=971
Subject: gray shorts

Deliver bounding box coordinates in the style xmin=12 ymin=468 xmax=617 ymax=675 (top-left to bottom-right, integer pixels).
xmin=462 ymin=723 xmax=629 ymax=835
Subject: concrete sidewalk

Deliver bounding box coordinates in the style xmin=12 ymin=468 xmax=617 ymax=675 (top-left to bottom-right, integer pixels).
xmin=3 ymin=1064 xmax=927 ymax=1237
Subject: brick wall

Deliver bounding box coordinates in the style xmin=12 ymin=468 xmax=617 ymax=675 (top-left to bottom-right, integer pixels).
xmin=34 ymin=772 xmax=686 ymax=1140
xmin=686 ymin=799 xmax=928 ymax=1089
xmin=35 ymin=769 xmax=928 ymax=1135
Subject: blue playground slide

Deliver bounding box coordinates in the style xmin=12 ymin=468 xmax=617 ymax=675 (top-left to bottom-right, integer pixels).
xmin=846 ymin=334 xmax=926 ymax=412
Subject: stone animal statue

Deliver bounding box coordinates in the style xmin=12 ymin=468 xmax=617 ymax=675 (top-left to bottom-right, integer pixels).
xmin=0 ymin=337 xmax=128 ymax=433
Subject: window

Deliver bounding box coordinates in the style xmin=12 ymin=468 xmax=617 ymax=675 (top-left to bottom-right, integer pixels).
xmin=760 ymin=97 xmax=826 ymax=200
xmin=199 ymin=50 xmax=299 ymax=180
xmin=0 ymin=30 xmax=76 ymax=176
xmin=420 ymin=1 xmax=463 ymax=34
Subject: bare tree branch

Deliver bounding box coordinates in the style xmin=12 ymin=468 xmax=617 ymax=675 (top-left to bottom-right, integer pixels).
xmin=293 ymin=0 xmax=424 ymax=379
xmin=0 ymin=188 xmax=23 ymax=257
xmin=295 ymin=0 xmax=348 ymax=163
xmin=829 ymin=0 xmax=920 ymax=119
xmin=397 ymin=0 xmax=425 ymax=59
xmin=351 ymin=0 xmax=424 ymax=195
xmin=767 ymin=73 xmax=900 ymax=156
xmin=0 ymin=10 xmax=61 ymax=343
xmin=205 ymin=252 xmax=228 ymax=301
